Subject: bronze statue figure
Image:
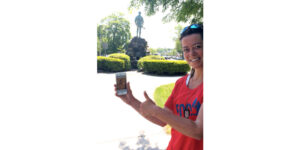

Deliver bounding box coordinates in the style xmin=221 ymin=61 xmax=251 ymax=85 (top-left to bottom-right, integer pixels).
xmin=135 ymin=11 xmax=144 ymax=38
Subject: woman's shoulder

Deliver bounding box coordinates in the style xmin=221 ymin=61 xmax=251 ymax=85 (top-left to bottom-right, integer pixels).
xmin=175 ymin=74 xmax=189 ymax=85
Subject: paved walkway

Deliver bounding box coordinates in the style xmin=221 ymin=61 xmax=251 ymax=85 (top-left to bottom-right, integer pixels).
xmin=95 ymin=71 xmax=182 ymax=149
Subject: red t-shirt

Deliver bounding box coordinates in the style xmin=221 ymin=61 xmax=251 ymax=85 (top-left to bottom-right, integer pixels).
xmin=165 ymin=74 xmax=203 ymax=150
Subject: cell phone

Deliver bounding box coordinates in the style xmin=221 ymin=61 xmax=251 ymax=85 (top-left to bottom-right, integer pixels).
xmin=116 ymin=72 xmax=127 ymax=95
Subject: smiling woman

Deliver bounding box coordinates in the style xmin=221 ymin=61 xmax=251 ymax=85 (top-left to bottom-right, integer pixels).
xmin=162 ymin=24 xmax=203 ymax=149
xmin=114 ymin=24 xmax=204 ymax=150
xmin=182 ymin=34 xmax=203 ymax=71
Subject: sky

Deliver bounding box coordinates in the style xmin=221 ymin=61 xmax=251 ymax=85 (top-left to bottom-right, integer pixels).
xmin=96 ymin=0 xmax=188 ymax=49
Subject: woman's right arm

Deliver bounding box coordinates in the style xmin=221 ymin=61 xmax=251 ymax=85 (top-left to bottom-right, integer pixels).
xmin=114 ymin=82 xmax=167 ymax=127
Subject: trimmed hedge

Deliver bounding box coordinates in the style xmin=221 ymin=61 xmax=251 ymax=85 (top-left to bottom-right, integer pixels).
xmin=143 ymin=60 xmax=190 ymax=75
xmin=108 ymin=53 xmax=131 ymax=70
xmin=137 ymin=55 xmax=165 ymax=71
xmin=97 ymin=56 xmax=125 ymax=72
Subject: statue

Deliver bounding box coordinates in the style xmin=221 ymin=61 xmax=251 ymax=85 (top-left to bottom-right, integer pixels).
xmin=126 ymin=11 xmax=148 ymax=69
xmin=135 ymin=11 xmax=144 ymax=38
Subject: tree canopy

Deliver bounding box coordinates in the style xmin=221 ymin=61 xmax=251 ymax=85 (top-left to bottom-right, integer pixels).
xmin=173 ymin=24 xmax=184 ymax=58
xmin=129 ymin=0 xmax=203 ymax=23
xmin=99 ymin=13 xmax=131 ymax=54
xmin=97 ymin=25 xmax=103 ymax=55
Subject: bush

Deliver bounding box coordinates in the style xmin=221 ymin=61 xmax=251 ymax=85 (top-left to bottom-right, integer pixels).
xmin=153 ymin=83 xmax=175 ymax=135
xmin=154 ymin=83 xmax=175 ymax=108
xmin=143 ymin=60 xmax=190 ymax=75
xmin=108 ymin=53 xmax=131 ymax=70
xmin=137 ymin=55 xmax=165 ymax=71
xmin=97 ymin=56 xmax=125 ymax=72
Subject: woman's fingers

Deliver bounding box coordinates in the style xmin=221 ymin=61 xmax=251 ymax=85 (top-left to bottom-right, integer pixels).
xmin=114 ymin=84 xmax=117 ymax=91
xmin=127 ymin=82 xmax=130 ymax=90
xmin=144 ymin=91 xmax=154 ymax=104
xmin=127 ymin=82 xmax=132 ymax=94
xmin=144 ymin=91 xmax=150 ymax=101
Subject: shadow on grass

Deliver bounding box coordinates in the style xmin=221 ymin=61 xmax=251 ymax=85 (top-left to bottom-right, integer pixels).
xmin=119 ymin=133 xmax=162 ymax=150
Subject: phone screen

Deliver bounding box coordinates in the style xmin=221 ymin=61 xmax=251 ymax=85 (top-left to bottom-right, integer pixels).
xmin=116 ymin=72 xmax=127 ymax=95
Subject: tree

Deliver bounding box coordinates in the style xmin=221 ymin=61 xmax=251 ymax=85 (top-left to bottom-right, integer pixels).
xmin=100 ymin=13 xmax=131 ymax=54
xmin=156 ymin=48 xmax=173 ymax=56
xmin=129 ymin=0 xmax=203 ymax=23
xmin=173 ymin=24 xmax=184 ymax=58
xmin=97 ymin=25 xmax=103 ymax=56
xmin=148 ymin=47 xmax=158 ymax=55
xmin=167 ymin=49 xmax=178 ymax=56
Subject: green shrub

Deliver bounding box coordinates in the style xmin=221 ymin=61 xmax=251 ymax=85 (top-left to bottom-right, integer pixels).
xmin=153 ymin=83 xmax=175 ymax=135
xmin=137 ymin=55 xmax=165 ymax=71
xmin=108 ymin=53 xmax=131 ymax=70
xmin=97 ymin=56 xmax=125 ymax=72
xmin=143 ymin=60 xmax=190 ymax=75
xmin=154 ymin=83 xmax=175 ymax=108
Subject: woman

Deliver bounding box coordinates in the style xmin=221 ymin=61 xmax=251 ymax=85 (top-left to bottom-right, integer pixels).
xmin=115 ymin=24 xmax=203 ymax=150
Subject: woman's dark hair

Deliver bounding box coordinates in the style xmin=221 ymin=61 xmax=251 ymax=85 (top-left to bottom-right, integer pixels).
xmin=180 ymin=24 xmax=203 ymax=41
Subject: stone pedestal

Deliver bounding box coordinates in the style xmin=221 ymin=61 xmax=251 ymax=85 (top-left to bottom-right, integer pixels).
xmin=126 ymin=36 xmax=148 ymax=69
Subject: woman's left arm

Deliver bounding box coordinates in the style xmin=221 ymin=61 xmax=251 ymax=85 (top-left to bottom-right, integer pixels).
xmin=140 ymin=91 xmax=203 ymax=140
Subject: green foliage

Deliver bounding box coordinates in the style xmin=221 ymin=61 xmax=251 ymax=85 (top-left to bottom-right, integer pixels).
xmin=137 ymin=55 xmax=165 ymax=71
xmin=129 ymin=0 xmax=203 ymax=23
xmin=153 ymin=48 xmax=174 ymax=56
xmin=100 ymin=12 xmax=131 ymax=54
xmin=154 ymin=83 xmax=175 ymax=108
xmin=167 ymin=49 xmax=178 ymax=56
xmin=173 ymin=24 xmax=184 ymax=58
xmin=108 ymin=53 xmax=131 ymax=70
xmin=148 ymin=47 xmax=158 ymax=55
xmin=153 ymin=83 xmax=175 ymax=134
xmin=143 ymin=60 xmax=190 ymax=75
xmin=97 ymin=56 xmax=125 ymax=72
xmin=97 ymin=25 xmax=102 ymax=40
xmin=97 ymin=25 xmax=104 ymax=56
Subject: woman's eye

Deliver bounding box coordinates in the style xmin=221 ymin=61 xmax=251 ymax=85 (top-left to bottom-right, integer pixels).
xmin=195 ymin=45 xmax=202 ymax=49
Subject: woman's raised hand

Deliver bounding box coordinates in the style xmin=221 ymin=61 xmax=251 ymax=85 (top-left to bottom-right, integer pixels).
xmin=140 ymin=91 xmax=157 ymax=117
xmin=114 ymin=82 xmax=134 ymax=105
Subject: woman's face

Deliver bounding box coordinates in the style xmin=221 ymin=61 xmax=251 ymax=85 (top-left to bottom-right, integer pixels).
xmin=181 ymin=33 xmax=203 ymax=69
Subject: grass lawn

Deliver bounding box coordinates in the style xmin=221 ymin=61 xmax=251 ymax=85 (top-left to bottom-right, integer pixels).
xmin=153 ymin=83 xmax=175 ymax=134
xmin=154 ymin=83 xmax=175 ymax=108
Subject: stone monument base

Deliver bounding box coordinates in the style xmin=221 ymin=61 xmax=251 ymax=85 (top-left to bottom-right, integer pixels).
xmin=126 ymin=36 xmax=148 ymax=69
